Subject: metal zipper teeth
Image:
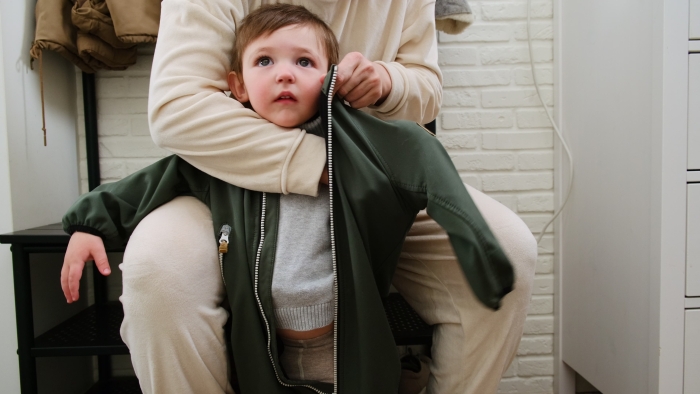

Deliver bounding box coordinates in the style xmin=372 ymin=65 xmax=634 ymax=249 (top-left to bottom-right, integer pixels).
xmin=219 ymin=253 xmax=225 ymax=286
xmin=326 ymin=68 xmax=339 ymax=394
xmin=253 ymin=193 xmax=328 ymax=394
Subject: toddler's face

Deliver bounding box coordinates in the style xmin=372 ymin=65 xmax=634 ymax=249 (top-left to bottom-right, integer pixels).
xmin=229 ymin=24 xmax=329 ymax=128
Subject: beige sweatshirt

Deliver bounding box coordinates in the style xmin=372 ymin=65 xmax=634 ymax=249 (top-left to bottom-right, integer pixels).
xmin=149 ymin=0 xmax=442 ymax=196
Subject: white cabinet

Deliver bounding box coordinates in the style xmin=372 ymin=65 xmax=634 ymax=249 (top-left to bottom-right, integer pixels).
xmin=692 ymin=0 xmax=700 ymax=39
xmin=685 ymin=310 xmax=700 ymax=394
xmin=689 ymin=185 xmax=700 ymax=296
xmin=690 ymin=55 xmax=700 ymax=170
xmin=560 ymin=1 xmax=692 ymax=393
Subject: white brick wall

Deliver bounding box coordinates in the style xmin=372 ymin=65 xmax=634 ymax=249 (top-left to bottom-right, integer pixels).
xmin=75 ymin=0 xmax=555 ymax=390
xmin=437 ymin=1 xmax=555 ymax=393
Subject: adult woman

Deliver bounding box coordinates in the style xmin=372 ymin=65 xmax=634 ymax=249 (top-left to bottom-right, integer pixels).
xmin=119 ymin=1 xmax=537 ymax=393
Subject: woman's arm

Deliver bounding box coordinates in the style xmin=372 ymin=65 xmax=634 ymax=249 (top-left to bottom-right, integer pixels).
xmin=370 ymin=0 xmax=443 ymax=124
xmin=149 ymin=0 xmax=326 ymax=196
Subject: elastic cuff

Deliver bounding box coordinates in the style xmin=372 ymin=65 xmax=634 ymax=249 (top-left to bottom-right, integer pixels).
xmin=284 ymin=134 xmax=326 ymax=197
xmin=370 ymin=61 xmax=405 ymax=114
xmin=67 ymin=225 xmax=105 ymax=239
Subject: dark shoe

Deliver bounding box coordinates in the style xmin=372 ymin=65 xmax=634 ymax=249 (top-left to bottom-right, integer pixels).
xmin=398 ymin=350 xmax=430 ymax=394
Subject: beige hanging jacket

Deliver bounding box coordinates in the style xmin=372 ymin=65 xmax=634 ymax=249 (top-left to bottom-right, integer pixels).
xmin=30 ymin=0 xmax=160 ymax=73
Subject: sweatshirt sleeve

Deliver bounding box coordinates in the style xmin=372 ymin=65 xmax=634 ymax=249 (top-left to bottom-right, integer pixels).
xmin=148 ymin=0 xmax=326 ymax=196
xmin=62 ymin=156 xmax=211 ymax=250
xmin=370 ymin=0 xmax=443 ymax=124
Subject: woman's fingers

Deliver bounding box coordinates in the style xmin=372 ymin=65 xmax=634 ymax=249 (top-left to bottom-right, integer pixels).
xmin=334 ymin=52 xmax=390 ymax=108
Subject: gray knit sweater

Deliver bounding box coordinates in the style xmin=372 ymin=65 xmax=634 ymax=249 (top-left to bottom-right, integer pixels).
xmin=271 ymin=117 xmax=334 ymax=331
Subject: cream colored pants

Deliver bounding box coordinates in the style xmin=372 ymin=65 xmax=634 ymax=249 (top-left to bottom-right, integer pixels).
xmin=119 ymin=184 xmax=537 ymax=394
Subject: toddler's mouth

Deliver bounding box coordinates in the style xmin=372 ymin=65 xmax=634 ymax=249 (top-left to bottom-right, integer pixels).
xmin=276 ymin=92 xmax=297 ymax=102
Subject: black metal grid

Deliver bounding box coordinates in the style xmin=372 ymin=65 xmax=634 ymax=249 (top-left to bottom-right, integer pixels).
xmin=84 ymin=377 xmax=141 ymax=394
xmin=383 ymin=293 xmax=433 ymax=346
xmin=33 ymin=302 xmax=128 ymax=357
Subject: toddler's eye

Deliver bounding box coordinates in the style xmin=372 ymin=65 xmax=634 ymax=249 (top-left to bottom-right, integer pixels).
xmin=298 ymin=58 xmax=312 ymax=67
xmin=257 ymin=57 xmax=272 ymax=67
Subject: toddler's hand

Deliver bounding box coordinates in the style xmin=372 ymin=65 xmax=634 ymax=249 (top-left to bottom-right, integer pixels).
xmin=328 ymin=52 xmax=392 ymax=109
xmin=61 ymin=232 xmax=110 ymax=303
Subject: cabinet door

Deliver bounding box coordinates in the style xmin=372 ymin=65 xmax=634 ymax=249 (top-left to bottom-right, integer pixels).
xmin=690 ymin=184 xmax=700 ymax=296
xmin=686 ymin=310 xmax=700 ymax=394
xmin=690 ymin=55 xmax=700 ymax=170
xmin=692 ymin=0 xmax=700 ymax=39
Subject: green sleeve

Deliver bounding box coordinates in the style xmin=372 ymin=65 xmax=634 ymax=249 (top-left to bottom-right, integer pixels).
xmin=62 ymin=155 xmax=210 ymax=249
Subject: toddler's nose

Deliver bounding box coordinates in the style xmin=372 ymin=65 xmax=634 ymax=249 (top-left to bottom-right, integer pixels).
xmin=276 ymin=65 xmax=295 ymax=83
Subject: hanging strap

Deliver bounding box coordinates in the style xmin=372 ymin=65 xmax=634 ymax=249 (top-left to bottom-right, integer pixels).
xmin=39 ymin=49 xmax=47 ymax=146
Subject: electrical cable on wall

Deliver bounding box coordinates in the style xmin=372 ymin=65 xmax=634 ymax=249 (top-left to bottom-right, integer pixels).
xmin=526 ymin=0 xmax=574 ymax=250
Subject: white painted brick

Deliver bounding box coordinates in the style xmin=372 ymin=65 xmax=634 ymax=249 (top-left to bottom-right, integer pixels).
xmin=517 ymin=109 xmax=554 ymax=128
xmin=481 ymin=1 xmax=553 ymax=21
xmin=128 ymin=77 xmax=150 ymax=98
xmin=521 ymin=214 xmax=554 ymax=234
xmin=482 ymin=88 xmax=553 ymax=108
xmin=523 ymin=315 xmax=554 ymax=335
xmin=101 ymin=177 xmax=124 ymax=184
xmin=513 ymin=21 xmax=554 ymax=41
xmin=438 ymin=47 xmax=478 ymax=66
xmin=126 ymin=159 xmax=161 ymax=176
xmin=518 ymin=193 xmax=553 ymax=212
xmin=451 ymin=152 xmax=516 ymax=171
xmin=78 ymin=131 xmax=87 ymax=160
xmin=502 ymin=359 xmax=518 ymax=378
xmin=528 ymin=295 xmax=553 ymax=314
xmin=518 ymin=151 xmax=553 ymax=170
xmin=481 ymin=172 xmax=552 ymax=192
xmin=536 ymin=255 xmax=554 ymax=274
xmin=441 ymin=111 xmax=514 ymax=130
xmin=442 ymin=89 xmax=480 ymax=107
xmin=97 ymin=78 xmax=128 ymax=99
xmin=438 ymin=24 xmax=512 ymax=43
xmin=438 ymin=132 xmax=479 ymax=149
xmin=98 ymin=98 xmax=148 ymax=115
xmin=98 ymin=137 xmax=169 ymax=158
xmin=97 ymin=55 xmax=154 ymax=77
xmin=498 ymin=377 xmax=553 ymax=394
xmin=517 ymin=335 xmax=553 ymax=356
xmin=77 ymin=115 xmax=86 ymax=137
xmin=130 ymin=115 xmax=151 ymax=136
xmin=98 ymin=116 xmax=130 ymax=136
xmin=514 ymin=67 xmax=553 ymax=85
xmin=442 ymin=69 xmax=511 ymax=87
xmin=532 ymin=274 xmax=554 ymax=295
xmin=518 ymin=356 xmax=554 ymax=377
xmin=75 ymin=72 xmax=84 ymax=116
xmin=489 ymin=194 xmax=517 ymax=212
xmin=80 ymin=179 xmax=89 ymax=195
xmin=482 ymin=130 xmax=553 ymax=150
xmin=480 ymin=44 xmax=553 ymax=65
xmin=537 ymin=235 xmax=554 ymax=255
xmin=460 ymin=174 xmax=481 ymax=189
xmin=99 ymin=159 xmax=127 ymax=179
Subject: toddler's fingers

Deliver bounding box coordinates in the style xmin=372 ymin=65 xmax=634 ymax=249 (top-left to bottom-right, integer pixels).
xmin=92 ymin=246 xmax=111 ymax=276
xmin=68 ymin=265 xmax=83 ymax=302
xmin=60 ymin=263 xmax=72 ymax=302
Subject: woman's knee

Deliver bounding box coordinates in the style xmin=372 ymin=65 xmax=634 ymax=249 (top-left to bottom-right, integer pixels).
xmin=120 ymin=197 xmax=222 ymax=314
xmin=464 ymin=184 xmax=538 ymax=274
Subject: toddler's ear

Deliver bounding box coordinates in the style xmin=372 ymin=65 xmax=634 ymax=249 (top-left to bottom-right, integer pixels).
xmin=227 ymin=72 xmax=249 ymax=103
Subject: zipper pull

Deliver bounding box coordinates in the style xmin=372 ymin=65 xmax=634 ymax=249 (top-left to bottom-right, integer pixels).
xmin=219 ymin=224 xmax=231 ymax=254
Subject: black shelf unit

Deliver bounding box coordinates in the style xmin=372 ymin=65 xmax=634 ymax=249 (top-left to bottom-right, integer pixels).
xmin=0 ymin=223 xmax=133 ymax=394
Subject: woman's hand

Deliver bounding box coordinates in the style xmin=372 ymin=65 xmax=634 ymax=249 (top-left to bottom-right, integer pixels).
xmin=325 ymin=52 xmax=392 ymax=109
